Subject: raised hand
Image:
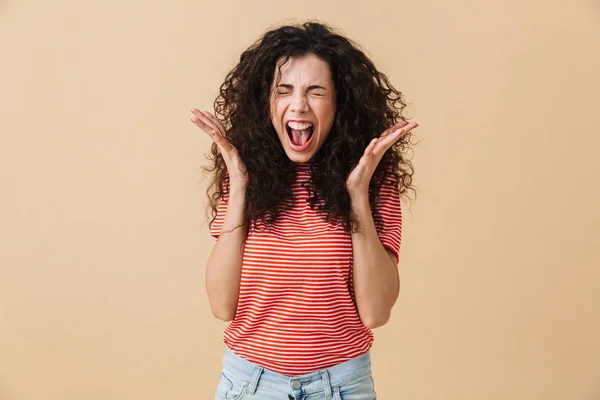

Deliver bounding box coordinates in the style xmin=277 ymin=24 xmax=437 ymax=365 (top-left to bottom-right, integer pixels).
xmin=191 ymin=108 xmax=248 ymax=191
xmin=346 ymin=121 xmax=419 ymax=199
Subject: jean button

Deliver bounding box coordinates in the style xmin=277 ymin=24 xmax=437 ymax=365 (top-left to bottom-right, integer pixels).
xmin=292 ymin=379 xmax=302 ymax=390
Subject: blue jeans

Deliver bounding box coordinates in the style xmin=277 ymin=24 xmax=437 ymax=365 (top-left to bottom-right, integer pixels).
xmin=215 ymin=347 xmax=377 ymax=400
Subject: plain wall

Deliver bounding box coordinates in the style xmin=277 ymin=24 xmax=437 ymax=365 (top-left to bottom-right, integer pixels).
xmin=1 ymin=0 xmax=599 ymax=399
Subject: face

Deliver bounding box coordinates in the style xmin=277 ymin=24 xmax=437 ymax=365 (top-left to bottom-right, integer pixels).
xmin=269 ymin=53 xmax=336 ymax=163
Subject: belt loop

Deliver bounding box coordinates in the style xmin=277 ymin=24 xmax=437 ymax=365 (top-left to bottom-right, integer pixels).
xmin=247 ymin=365 xmax=263 ymax=395
xmin=320 ymin=369 xmax=333 ymax=400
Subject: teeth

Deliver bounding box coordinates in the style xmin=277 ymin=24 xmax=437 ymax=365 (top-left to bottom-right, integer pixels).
xmin=287 ymin=121 xmax=313 ymax=130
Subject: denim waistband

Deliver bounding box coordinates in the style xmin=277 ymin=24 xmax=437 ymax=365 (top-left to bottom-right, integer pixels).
xmin=221 ymin=347 xmax=372 ymax=398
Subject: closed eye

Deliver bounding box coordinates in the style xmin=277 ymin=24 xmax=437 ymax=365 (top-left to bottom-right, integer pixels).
xmin=307 ymin=85 xmax=327 ymax=97
xmin=276 ymin=84 xmax=293 ymax=95
xmin=276 ymin=84 xmax=328 ymax=96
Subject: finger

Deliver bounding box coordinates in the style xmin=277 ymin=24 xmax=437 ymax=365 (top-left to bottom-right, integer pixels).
xmin=190 ymin=110 xmax=239 ymax=160
xmin=379 ymin=122 xmax=419 ymax=147
xmin=365 ymin=138 xmax=379 ymax=156
xmin=190 ymin=112 xmax=216 ymax=136
xmin=401 ymin=121 xmax=418 ymax=131
xmin=191 ymin=113 xmax=232 ymax=152
xmin=365 ymin=138 xmax=379 ymax=154
xmin=374 ymin=127 xmax=408 ymax=155
xmin=190 ymin=108 xmax=211 ymax=128
xmin=191 ymin=109 xmax=221 ymax=135
xmin=199 ymin=111 xmax=227 ymax=137
xmin=380 ymin=121 xmax=409 ymax=138
xmin=190 ymin=113 xmax=228 ymax=147
xmin=200 ymin=127 xmax=234 ymax=159
xmin=196 ymin=110 xmax=221 ymax=133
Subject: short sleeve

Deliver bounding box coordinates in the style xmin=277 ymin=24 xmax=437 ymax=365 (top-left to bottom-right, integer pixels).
xmin=209 ymin=181 xmax=230 ymax=240
xmin=375 ymin=180 xmax=403 ymax=263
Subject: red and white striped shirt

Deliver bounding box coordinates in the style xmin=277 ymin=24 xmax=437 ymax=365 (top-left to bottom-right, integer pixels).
xmin=210 ymin=162 xmax=402 ymax=375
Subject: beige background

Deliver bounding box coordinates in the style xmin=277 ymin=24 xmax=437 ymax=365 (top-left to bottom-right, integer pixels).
xmin=1 ymin=0 xmax=599 ymax=399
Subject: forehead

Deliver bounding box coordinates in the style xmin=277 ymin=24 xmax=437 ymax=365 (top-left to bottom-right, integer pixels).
xmin=274 ymin=54 xmax=332 ymax=85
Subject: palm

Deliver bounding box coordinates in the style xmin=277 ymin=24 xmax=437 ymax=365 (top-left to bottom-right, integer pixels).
xmin=346 ymin=121 xmax=418 ymax=196
xmin=190 ymin=108 xmax=248 ymax=189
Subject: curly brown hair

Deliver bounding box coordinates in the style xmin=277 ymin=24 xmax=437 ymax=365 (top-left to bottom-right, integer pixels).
xmin=204 ymin=21 xmax=415 ymax=233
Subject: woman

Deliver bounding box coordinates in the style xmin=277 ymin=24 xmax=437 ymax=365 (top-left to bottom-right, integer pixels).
xmin=191 ymin=21 xmax=418 ymax=400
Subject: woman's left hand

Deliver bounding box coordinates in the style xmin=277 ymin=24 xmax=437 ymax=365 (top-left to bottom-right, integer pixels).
xmin=346 ymin=121 xmax=419 ymax=199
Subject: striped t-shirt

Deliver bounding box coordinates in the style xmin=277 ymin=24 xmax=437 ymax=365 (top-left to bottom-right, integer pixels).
xmin=210 ymin=162 xmax=402 ymax=375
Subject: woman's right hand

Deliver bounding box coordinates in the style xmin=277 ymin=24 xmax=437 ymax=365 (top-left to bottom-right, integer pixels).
xmin=191 ymin=109 xmax=248 ymax=191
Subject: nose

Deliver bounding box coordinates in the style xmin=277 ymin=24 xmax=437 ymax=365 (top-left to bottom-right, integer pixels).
xmin=290 ymin=92 xmax=308 ymax=114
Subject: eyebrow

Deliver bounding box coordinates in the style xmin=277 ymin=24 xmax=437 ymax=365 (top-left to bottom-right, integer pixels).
xmin=277 ymin=84 xmax=328 ymax=91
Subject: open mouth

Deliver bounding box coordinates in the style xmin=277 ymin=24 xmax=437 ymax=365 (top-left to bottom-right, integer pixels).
xmin=286 ymin=121 xmax=315 ymax=151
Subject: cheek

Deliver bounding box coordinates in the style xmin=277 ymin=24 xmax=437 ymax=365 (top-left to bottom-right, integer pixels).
xmin=270 ymin=101 xmax=286 ymax=130
xmin=316 ymin=102 xmax=336 ymax=128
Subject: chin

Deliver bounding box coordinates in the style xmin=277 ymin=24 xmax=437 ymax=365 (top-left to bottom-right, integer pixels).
xmin=284 ymin=149 xmax=314 ymax=163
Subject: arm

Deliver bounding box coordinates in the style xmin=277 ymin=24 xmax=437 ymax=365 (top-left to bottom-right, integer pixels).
xmin=205 ymin=188 xmax=247 ymax=321
xmin=345 ymin=120 xmax=418 ymax=329
xmin=191 ymin=108 xmax=249 ymax=322
xmin=350 ymin=194 xmax=399 ymax=329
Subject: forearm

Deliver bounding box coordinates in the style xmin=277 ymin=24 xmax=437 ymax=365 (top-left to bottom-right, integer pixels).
xmin=350 ymin=194 xmax=400 ymax=329
xmin=205 ymin=188 xmax=247 ymax=321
